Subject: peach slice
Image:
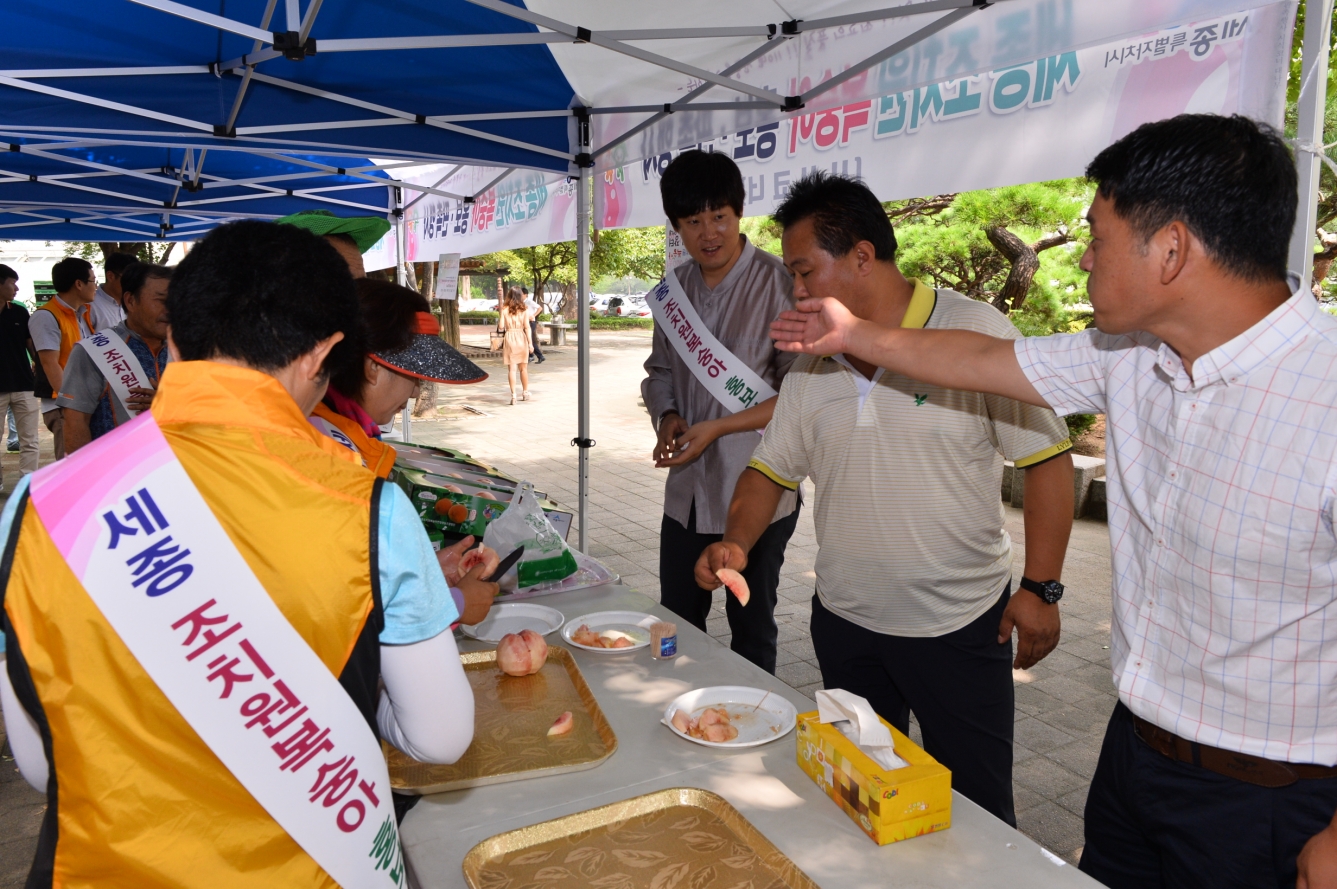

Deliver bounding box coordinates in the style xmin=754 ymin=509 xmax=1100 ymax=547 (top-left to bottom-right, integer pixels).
xmin=547 ymin=711 xmax=574 ymax=736
xmin=716 ymin=568 xmax=750 ymax=607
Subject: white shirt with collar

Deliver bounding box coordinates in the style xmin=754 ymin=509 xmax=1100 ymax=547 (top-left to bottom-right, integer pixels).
xmin=1016 ymin=276 xmax=1337 ymax=765
xmin=91 ymin=285 xmax=125 ymax=331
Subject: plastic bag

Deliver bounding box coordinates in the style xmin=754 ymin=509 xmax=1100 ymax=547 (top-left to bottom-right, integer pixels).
xmin=482 ymin=482 xmax=578 ymax=588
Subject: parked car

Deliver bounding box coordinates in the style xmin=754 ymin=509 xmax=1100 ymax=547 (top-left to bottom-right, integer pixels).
xmin=620 ymin=296 xmax=652 ymax=318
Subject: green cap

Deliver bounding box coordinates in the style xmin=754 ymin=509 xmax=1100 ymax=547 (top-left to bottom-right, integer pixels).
xmin=275 ymin=209 xmax=391 ymax=253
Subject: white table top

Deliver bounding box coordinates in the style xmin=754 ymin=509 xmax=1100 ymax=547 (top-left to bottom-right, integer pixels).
xmin=401 ymin=584 xmax=1102 ymax=889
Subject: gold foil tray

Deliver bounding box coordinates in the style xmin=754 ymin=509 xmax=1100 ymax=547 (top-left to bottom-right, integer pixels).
xmin=385 ymin=647 xmax=616 ymax=794
xmin=462 ymin=787 xmax=820 ymax=889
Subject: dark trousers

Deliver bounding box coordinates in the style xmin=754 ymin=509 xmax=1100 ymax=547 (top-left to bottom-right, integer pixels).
xmin=659 ymin=502 xmax=800 ymax=674
xmin=1080 ymin=702 xmax=1337 ymax=889
xmin=529 ymin=318 xmax=544 ymax=358
xmin=810 ymin=586 xmax=1016 ymax=825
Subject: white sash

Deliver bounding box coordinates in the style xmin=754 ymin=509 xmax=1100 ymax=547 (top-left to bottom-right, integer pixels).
xmin=647 ymin=271 xmax=778 ymax=414
xmin=29 ymin=413 xmax=405 ymax=888
xmin=77 ymin=329 xmax=154 ymax=415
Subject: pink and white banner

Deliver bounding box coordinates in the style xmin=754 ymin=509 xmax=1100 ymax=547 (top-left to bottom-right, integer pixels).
xmin=365 ymin=166 xmax=579 ymax=270
xmin=595 ymin=4 xmax=1293 ymax=230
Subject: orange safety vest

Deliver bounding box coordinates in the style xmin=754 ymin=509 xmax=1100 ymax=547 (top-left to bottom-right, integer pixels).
xmin=311 ymin=400 xmax=398 ymax=479
xmin=34 ymin=298 xmax=94 ymax=367
xmin=3 ymin=361 xmax=382 ymax=888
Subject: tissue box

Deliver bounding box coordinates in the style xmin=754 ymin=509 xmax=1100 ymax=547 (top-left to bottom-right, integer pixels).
xmin=796 ymin=711 xmax=951 ymax=845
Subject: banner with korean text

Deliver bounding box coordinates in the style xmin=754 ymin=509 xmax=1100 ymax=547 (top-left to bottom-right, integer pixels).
xmin=28 ymin=414 xmax=405 ymax=888
xmin=596 ymin=5 xmax=1292 ymax=230
xmin=365 ymin=166 xmax=578 ymax=271
xmin=646 ymin=272 xmax=777 ymax=415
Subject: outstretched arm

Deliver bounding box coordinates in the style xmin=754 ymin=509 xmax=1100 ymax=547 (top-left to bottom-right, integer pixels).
xmin=770 ymin=297 xmax=1049 ymax=408
xmin=693 ymin=468 xmax=786 ymax=590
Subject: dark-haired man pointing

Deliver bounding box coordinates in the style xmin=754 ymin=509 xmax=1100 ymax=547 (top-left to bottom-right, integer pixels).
xmin=772 ymin=114 xmax=1337 ymax=889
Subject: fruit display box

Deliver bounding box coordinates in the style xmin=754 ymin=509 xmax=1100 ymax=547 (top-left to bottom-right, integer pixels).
xmin=795 ymin=711 xmax=951 ymax=845
xmin=395 ymin=468 xmax=574 ymax=541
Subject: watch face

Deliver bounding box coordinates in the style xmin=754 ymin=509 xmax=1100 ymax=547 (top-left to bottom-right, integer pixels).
xmin=1023 ymin=578 xmax=1063 ymax=603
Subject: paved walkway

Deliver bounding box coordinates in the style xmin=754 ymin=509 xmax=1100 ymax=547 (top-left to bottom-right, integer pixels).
xmin=0 ymin=329 xmax=1117 ymax=883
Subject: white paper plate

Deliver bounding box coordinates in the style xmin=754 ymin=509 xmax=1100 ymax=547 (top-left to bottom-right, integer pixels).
xmin=561 ymin=611 xmax=658 ymax=652
xmin=662 ymin=686 xmax=798 ymax=748
xmin=460 ymin=603 xmax=565 ymax=642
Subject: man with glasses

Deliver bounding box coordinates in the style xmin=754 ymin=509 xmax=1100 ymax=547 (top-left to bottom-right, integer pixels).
xmin=29 ymin=258 xmax=96 ymax=459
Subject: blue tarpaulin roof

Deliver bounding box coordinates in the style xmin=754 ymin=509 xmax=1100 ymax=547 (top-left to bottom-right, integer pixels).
xmin=0 ymin=144 xmax=393 ymax=241
xmin=0 ymin=0 xmax=576 ymax=172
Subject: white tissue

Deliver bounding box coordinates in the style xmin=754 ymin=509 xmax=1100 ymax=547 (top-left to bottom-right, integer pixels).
xmin=815 ymin=689 xmax=908 ymax=771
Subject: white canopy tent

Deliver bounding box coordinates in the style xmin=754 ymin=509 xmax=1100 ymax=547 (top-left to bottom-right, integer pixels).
xmin=0 ymin=0 xmax=1325 ymax=551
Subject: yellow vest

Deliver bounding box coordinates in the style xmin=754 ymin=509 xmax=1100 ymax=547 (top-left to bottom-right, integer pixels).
xmin=3 ymin=361 xmax=381 ymax=888
xmin=34 ymin=298 xmax=95 ymax=367
xmin=312 ymin=400 xmax=398 ymax=479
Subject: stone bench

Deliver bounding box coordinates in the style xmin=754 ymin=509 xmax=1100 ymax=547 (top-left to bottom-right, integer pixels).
xmin=541 ymin=321 xmax=577 ymax=346
xmin=1002 ymin=453 xmax=1106 ymax=519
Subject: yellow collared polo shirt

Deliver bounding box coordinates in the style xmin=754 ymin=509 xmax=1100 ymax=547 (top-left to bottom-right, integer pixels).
xmin=749 ymin=281 xmax=1071 ymax=636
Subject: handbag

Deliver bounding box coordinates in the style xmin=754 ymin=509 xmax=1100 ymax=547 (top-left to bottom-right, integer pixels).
xmin=489 ymin=316 xmax=505 ymax=351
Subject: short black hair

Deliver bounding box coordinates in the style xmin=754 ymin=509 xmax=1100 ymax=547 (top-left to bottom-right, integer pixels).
xmin=104 ymin=251 xmax=140 ymax=277
xmin=330 ymin=279 xmax=428 ymax=399
xmin=119 ymin=262 xmax=172 ymax=301
xmin=660 ymin=150 xmax=745 ymax=227
xmin=772 ymin=172 xmax=897 ymax=262
xmin=1085 ymin=114 xmax=1295 ymax=282
xmin=0 ymin=264 xmax=16 ymax=284
xmin=51 ymin=257 xmax=92 ymax=294
xmin=167 ymin=220 xmax=364 ymax=377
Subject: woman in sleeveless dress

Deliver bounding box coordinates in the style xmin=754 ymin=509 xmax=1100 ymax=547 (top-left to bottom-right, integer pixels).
xmin=498 ymin=285 xmax=533 ymax=405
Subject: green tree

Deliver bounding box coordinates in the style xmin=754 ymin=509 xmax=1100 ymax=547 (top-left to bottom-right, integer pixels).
xmin=591 ymin=225 xmax=666 ymax=286
xmin=1287 ymin=0 xmax=1337 ymax=294
xmin=891 ymin=180 xmax=1093 ymax=333
xmin=63 ymin=241 xmax=179 ymax=265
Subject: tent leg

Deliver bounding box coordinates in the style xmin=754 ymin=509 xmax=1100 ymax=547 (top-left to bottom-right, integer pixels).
xmin=576 ymin=166 xmax=592 ymax=554
xmin=395 ymin=186 xmax=412 ymax=443
xmin=1289 ymin=0 xmax=1335 ymax=290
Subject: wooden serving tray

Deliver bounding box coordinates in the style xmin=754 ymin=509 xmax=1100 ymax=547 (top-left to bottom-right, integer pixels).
xmin=462 ymin=787 xmax=820 ymax=889
xmin=385 ymin=647 xmax=616 ymax=794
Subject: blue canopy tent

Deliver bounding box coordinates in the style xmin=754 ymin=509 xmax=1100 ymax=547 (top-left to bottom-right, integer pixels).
xmin=0 ymin=144 xmax=397 ymax=241
xmin=0 ymin=0 xmax=1324 ymax=552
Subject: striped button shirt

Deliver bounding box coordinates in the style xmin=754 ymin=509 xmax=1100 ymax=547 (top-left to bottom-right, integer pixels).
xmin=1016 ymin=281 xmax=1337 ymax=765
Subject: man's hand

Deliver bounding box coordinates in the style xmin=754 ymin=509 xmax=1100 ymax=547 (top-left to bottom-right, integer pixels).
xmin=125 ymin=386 xmax=155 ymax=414
xmin=656 ymin=418 xmax=722 ymax=468
xmin=1299 ymin=815 xmax=1337 ymax=889
xmin=769 ymin=297 xmax=862 ymax=355
xmin=652 ymin=412 xmax=690 ymax=465
xmin=998 ymin=589 xmax=1060 ymax=670
xmin=456 ymin=561 xmax=500 ymax=625
xmin=694 ymin=541 xmax=748 ymax=591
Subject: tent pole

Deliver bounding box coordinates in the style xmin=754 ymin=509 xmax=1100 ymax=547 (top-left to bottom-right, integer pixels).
xmin=1289 ymin=0 xmax=1335 ymax=291
xmin=576 ymin=165 xmax=592 ymax=554
xmin=395 ymin=185 xmax=412 ymax=443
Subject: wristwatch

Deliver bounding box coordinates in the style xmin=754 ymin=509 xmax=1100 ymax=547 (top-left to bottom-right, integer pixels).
xmin=1019 ymin=577 xmax=1064 ymax=604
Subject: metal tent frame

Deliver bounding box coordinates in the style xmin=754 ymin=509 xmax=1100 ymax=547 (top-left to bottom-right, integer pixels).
xmin=0 ymin=0 xmax=1319 ymax=553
